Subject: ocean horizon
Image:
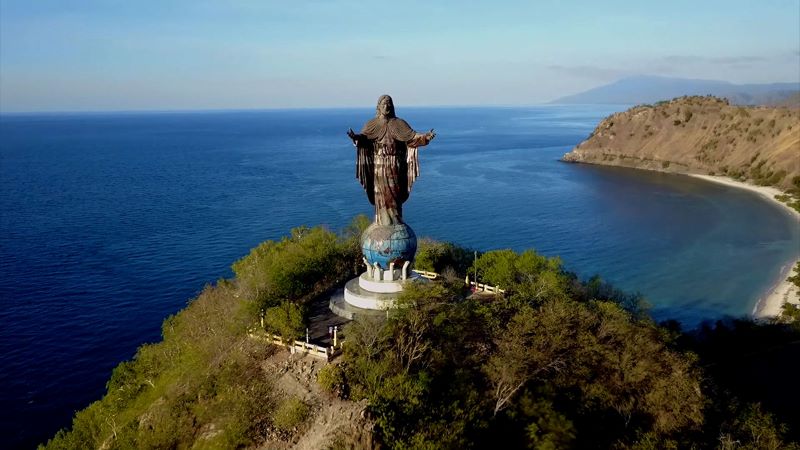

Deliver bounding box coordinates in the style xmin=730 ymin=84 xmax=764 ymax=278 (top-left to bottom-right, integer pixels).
xmin=2 ymin=105 xmax=798 ymax=448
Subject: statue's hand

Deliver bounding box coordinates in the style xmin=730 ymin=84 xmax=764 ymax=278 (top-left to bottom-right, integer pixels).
xmin=427 ymin=129 xmax=436 ymax=141
xmin=347 ymin=128 xmax=357 ymax=140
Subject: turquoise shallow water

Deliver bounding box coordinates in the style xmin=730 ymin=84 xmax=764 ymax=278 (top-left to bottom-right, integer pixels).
xmin=1 ymin=105 xmax=798 ymax=447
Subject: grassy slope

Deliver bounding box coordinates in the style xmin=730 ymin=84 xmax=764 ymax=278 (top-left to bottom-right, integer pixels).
xmin=563 ymin=96 xmax=800 ymax=190
xmin=40 ymin=224 xmax=365 ymax=449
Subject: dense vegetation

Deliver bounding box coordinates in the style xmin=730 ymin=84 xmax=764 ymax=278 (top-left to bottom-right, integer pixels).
xmin=42 ymin=219 xmax=800 ymax=449
xmin=332 ymin=249 xmax=800 ymax=449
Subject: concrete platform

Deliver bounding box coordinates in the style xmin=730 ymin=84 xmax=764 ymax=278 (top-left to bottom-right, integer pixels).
xmin=329 ymin=288 xmax=391 ymax=320
xmin=344 ymin=277 xmax=397 ymax=310
xmin=305 ymin=288 xmax=352 ymax=347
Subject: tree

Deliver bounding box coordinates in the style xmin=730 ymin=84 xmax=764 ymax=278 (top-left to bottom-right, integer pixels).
xmin=263 ymin=301 xmax=304 ymax=343
xmin=231 ymin=222 xmax=362 ymax=311
xmin=717 ymin=403 xmax=799 ymax=450
xmin=484 ymin=304 xmax=570 ymax=416
xmin=414 ymin=239 xmax=474 ymax=274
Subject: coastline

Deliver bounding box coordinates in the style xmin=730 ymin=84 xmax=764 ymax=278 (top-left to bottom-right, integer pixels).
xmin=686 ymin=174 xmax=800 ymax=319
xmin=687 ymin=174 xmax=800 ymax=221
xmin=751 ymin=257 xmax=799 ymax=319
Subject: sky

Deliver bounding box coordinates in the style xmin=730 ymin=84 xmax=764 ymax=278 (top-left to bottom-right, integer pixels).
xmin=0 ymin=0 xmax=798 ymax=112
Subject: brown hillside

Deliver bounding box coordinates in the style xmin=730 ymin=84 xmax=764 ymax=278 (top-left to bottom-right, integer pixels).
xmin=562 ymin=96 xmax=800 ymax=191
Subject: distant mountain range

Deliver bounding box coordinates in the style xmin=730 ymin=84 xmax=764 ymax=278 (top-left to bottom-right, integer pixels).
xmin=551 ymin=75 xmax=800 ymax=106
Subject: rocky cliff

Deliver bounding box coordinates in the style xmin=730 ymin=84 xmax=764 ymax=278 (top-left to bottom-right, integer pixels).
xmin=562 ymin=96 xmax=800 ymax=191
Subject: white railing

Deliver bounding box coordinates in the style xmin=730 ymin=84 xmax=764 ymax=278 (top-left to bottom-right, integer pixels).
xmin=468 ymin=281 xmax=505 ymax=294
xmin=416 ymin=269 xmax=505 ymax=293
xmin=248 ymin=331 xmax=341 ymax=361
xmin=250 ymin=271 xmax=504 ymax=363
xmin=415 ymin=270 xmax=438 ymax=280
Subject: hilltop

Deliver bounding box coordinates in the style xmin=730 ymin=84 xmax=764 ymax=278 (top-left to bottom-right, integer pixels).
xmin=551 ymin=75 xmax=800 ymax=106
xmin=562 ymin=96 xmax=800 ymax=191
xmin=39 ymin=221 xmax=800 ymax=449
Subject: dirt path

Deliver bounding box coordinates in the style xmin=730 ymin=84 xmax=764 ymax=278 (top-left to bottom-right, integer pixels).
xmin=256 ymin=350 xmax=375 ymax=450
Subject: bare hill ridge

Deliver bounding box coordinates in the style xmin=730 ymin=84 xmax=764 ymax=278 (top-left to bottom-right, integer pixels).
xmin=562 ymin=96 xmax=800 ymax=191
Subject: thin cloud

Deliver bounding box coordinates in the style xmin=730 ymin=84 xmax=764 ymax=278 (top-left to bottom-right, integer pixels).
xmin=661 ymin=55 xmax=767 ymax=65
xmin=546 ymin=64 xmax=631 ymax=81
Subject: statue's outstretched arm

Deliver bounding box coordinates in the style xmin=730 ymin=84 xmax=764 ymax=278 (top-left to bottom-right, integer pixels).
xmin=347 ymin=128 xmax=359 ymax=144
xmin=408 ymin=128 xmax=436 ymax=148
xmin=348 ymin=128 xmax=371 ymax=148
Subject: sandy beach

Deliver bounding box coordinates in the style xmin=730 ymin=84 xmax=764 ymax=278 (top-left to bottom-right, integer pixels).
xmin=687 ymin=174 xmax=800 ymax=319
xmin=752 ymin=257 xmax=800 ymax=318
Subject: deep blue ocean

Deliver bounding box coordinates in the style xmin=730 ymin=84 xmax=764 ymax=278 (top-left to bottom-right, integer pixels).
xmin=1 ymin=106 xmax=799 ymax=448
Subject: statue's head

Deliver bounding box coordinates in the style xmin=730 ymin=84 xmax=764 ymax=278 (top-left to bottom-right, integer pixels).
xmin=376 ymin=95 xmax=395 ymax=119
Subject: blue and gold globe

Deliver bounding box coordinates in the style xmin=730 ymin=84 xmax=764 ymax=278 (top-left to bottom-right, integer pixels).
xmin=361 ymin=222 xmax=417 ymax=269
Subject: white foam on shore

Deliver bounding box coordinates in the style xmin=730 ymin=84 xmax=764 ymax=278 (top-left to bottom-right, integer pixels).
xmin=687 ymin=174 xmax=800 ymax=319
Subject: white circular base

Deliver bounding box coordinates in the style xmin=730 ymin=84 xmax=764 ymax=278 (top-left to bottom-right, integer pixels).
xmin=344 ymin=278 xmax=395 ymax=310
xmin=358 ymin=272 xmax=420 ymax=293
xmin=342 ymin=271 xmax=426 ymax=311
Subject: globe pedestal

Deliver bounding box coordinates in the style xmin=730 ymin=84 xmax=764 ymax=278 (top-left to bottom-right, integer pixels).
xmin=360 ymin=222 xmax=417 ymax=269
xmin=330 ymin=222 xmax=419 ymax=319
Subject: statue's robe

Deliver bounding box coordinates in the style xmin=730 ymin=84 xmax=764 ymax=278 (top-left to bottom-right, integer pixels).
xmin=354 ymin=117 xmax=431 ymax=225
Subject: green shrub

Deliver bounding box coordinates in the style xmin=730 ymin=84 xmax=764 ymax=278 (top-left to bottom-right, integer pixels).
xmin=789 ymin=176 xmax=800 ymax=196
xmin=717 ymin=403 xmax=797 ymax=449
xmin=272 ymin=397 xmax=310 ymax=432
xmin=788 ymin=262 xmax=800 ymax=290
xmin=317 ymin=364 xmax=347 ymax=396
xmin=263 ymin=301 xmax=304 ymax=342
xmin=415 ymin=238 xmax=474 ymax=274
xmin=232 ymin=217 xmax=367 ymax=311
xmin=781 ymin=303 xmax=800 ymax=324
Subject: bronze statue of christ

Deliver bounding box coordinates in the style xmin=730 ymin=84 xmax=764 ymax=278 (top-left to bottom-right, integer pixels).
xmin=347 ymin=95 xmax=435 ymax=225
